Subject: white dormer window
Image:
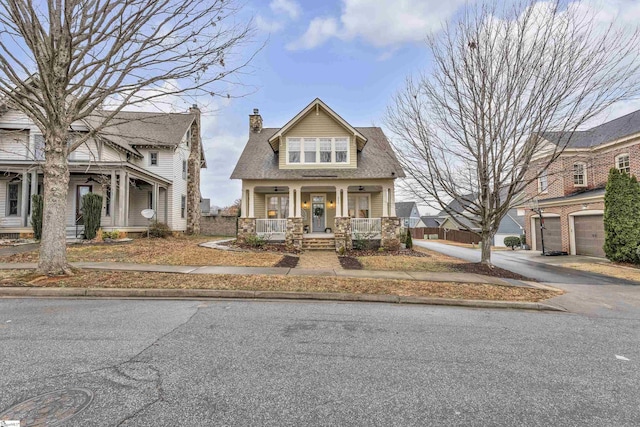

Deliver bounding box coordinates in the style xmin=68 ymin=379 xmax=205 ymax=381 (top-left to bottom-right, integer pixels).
xmin=288 ymin=138 xmax=301 ymax=163
xmin=286 ymin=137 xmax=350 ymax=165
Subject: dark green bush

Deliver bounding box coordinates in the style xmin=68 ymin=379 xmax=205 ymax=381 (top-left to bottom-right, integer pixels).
xmin=604 ymin=168 xmax=640 ymax=263
xmin=504 ymin=236 xmax=521 ymax=250
xmin=149 ymin=221 xmax=171 ymax=238
xmin=405 ymin=229 xmax=413 ymax=249
xmin=82 ymin=193 xmax=103 ymax=240
xmin=30 ymin=194 xmax=43 ymax=240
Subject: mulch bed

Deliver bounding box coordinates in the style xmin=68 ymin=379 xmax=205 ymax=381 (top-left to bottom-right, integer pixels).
xmin=274 ymin=255 xmax=299 ymax=268
xmin=348 ymin=248 xmax=429 ymax=257
xmin=339 ymin=256 xmax=363 ymax=270
xmin=453 ymin=263 xmax=533 ymax=280
xmin=222 ymin=241 xmax=301 ymax=254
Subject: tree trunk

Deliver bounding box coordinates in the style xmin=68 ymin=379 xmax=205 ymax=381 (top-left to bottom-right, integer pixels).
xmin=37 ymin=136 xmax=72 ymax=275
xmin=480 ymin=231 xmax=494 ymax=266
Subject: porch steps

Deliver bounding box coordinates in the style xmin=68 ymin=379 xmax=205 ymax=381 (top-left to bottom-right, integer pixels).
xmin=302 ymin=237 xmax=336 ymax=251
xmin=66 ymin=225 xmax=84 ymax=240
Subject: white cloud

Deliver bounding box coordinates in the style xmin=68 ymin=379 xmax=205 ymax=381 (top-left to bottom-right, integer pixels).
xmin=270 ymin=0 xmax=302 ymax=20
xmin=255 ymin=15 xmax=284 ymax=33
xmin=286 ymin=17 xmax=339 ymax=50
xmin=287 ymin=0 xmax=469 ymax=51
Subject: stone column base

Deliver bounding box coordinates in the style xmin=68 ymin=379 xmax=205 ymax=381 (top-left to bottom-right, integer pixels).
xmin=237 ymin=218 xmax=256 ymax=243
xmin=381 ymin=217 xmax=401 ymax=250
xmin=286 ymin=217 xmax=303 ymax=251
xmin=334 ymin=217 xmax=352 ymax=252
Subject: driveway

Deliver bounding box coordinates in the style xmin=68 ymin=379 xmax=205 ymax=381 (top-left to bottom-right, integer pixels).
xmin=415 ymin=240 xmax=640 ymax=318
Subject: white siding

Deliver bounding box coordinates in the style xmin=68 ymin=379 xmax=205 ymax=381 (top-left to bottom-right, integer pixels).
xmin=101 ymin=145 xmax=128 ymax=162
xmin=0 ymin=110 xmax=32 ymax=127
xmin=69 ymin=139 xmax=99 ymax=161
xmin=0 ymin=130 xmax=29 ymax=160
xmin=136 ymin=147 xmax=180 ymax=181
xmin=168 ymin=142 xmax=189 ymax=230
xmin=128 ymin=185 xmax=153 ymax=226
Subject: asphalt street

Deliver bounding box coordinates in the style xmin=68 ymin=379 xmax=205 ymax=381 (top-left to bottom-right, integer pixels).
xmin=1 ymin=298 xmax=639 ymax=426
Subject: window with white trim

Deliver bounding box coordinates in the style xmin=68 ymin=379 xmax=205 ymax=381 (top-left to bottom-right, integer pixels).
xmin=288 ymin=138 xmax=301 ymax=163
xmin=33 ymin=134 xmax=45 ymax=161
xmin=149 ymin=151 xmax=158 ymax=166
xmin=616 ymin=154 xmax=630 ymax=174
xmin=181 ymin=195 xmax=186 ymax=218
xmin=538 ymin=170 xmax=548 ymax=193
xmin=182 ymin=160 xmax=187 ymax=180
xmin=266 ymin=195 xmax=289 ymax=219
xmin=573 ymin=162 xmax=587 ymax=186
xmin=7 ymin=182 xmax=20 ymax=216
xmin=348 ymin=194 xmax=370 ymax=218
xmin=286 ymin=137 xmax=350 ymax=165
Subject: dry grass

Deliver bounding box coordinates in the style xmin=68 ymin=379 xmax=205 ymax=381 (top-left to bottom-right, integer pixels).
xmin=0 ymin=236 xmax=282 ymax=267
xmin=0 ymin=270 xmax=560 ymax=302
xmin=562 ymin=262 xmax=640 ymax=283
xmin=357 ymin=247 xmax=465 ymax=272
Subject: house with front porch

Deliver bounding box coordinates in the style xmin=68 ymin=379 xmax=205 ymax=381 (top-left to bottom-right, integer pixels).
xmin=230 ymin=98 xmax=404 ymax=251
xmin=0 ymin=105 xmax=205 ymax=239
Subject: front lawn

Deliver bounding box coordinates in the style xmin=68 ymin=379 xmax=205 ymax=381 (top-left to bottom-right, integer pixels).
xmin=0 ymin=236 xmax=283 ymax=267
xmin=0 ymin=270 xmax=560 ymax=302
xmin=561 ymin=262 xmax=640 ymax=283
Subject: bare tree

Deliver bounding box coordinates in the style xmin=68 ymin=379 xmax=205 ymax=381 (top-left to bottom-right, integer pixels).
xmin=386 ymin=0 xmax=640 ymax=266
xmin=0 ymin=0 xmax=255 ymax=274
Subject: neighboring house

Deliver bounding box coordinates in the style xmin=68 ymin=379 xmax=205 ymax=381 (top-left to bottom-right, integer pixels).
xmin=231 ymin=98 xmax=405 ymax=250
xmin=395 ymin=201 xmax=424 ymax=228
xmin=436 ymin=193 xmax=524 ymax=247
xmin=0 ymin=105 xmax=205 ymax=238
xmin=519 ymin=109 xmax=640 ymax=257
xmin=420 ymin=215 xmax=445 ymax=228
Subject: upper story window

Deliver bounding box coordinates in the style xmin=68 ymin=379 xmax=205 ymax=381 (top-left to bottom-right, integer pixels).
xmin=573 ymin=162 xmax=587 ymax=186
xmin=185 ymin=129 xmax=191 ymax=147
xmin=182 ymin=160 xmax=187 ymax=180
xmin=616 ymin=154 xmax=630 ymax=174
xmin=286 ymin=137 xmax=350 ymax=165
xmin=33 ymin=134 xmax=45 ymax=161
xmin=149 ymin=151 xmax=158 ymax=166
xmin=538 ymin=170 xmax=548 ymax=193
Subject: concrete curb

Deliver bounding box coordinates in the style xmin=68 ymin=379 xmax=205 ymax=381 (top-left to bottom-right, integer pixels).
xmin=0 ymin=287 xmax=566 ymax=311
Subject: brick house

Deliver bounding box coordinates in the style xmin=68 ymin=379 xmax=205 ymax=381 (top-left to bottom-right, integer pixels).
xmin=520 ymin=109 xmax=640 ymax=257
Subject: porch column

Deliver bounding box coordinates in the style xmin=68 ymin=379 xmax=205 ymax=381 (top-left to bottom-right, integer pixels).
xmin=29 ymin=170 xmax=37 ymax=222
xmin=335 ymin=187 xmax=341 ymax=216
xmin=152 ymin=182 xmax=159 ymax=216
xmin=382 ymin=187 xmax=389 ymax=217
xmin=118 ymin=171 xmax=127 ymax=226
xmin=110 ymin=170 xmax=117 ymax=226
xmin=21 ymin=170 xmax=29 ymax=226
xmin=390 ymin=185 xmax=396 ymax=217
xmin=248 ymin=187 xmax=255 ymax=217
xmin=295 ymin=186 xmax=302 ymax=217
xmin=342 ymin=187 xmax=349 ymax=217
xmin=240 ymin=186 xmax=247 ymax=218
xmin=288 ymin=187 xmax=295 ymax=217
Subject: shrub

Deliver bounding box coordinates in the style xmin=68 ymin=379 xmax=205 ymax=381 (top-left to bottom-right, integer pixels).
xmin=148 ymin=221 xmax=171 ymax=238
xmin=353 ymin=232 xmax=378 ymax=250
xmin=244 ymin=233 xmax=266 ymax=248
xmin=405 ymin=229 xmax=413 ymax=249
xmin=30 ymin=194 xmax=43 ymax=240
xmin=338 ymin=245 xmax=346 ymax=256
xmin=82 ymin=193 xmax=103 ymax=240
xmin=520 ymin=234 xmax=526 ymax=246
xmin=604 ymin=168 xmax=640 ymax=263
xmin=504 ymin=236 xmax=521 ymax=250
xmin=103 ymin=230 xmax=121 ymax=240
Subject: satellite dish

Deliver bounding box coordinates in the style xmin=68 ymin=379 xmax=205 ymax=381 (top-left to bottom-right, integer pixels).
xmin=141 ymin=209 xmax=155 ymax=219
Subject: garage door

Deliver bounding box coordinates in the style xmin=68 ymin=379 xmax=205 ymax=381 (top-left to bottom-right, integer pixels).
xmin=534 ymin=217 xmax=562 ymax=252
xmin=574 ymin=215 xmax=605 ymax=258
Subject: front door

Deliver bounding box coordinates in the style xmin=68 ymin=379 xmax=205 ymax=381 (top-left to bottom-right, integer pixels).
xmin=311 ymin=194 xmax=326 ymax=232
xmin=76 ymin=185 xmax=92 ymax=225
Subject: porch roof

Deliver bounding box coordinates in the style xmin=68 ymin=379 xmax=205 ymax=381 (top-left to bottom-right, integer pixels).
xmin=231 ymin=127 xmax=405 ymax=180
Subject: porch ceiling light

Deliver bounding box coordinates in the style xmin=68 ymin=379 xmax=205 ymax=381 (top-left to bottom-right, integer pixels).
xmin=274 ymin=187 xmax=279 ymax=192
xmin=358 ymin=186 xmax=364 ymax=191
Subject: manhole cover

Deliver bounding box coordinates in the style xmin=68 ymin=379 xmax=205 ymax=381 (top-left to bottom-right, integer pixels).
xmin=0 ymin=388 xmax=93 ymax=426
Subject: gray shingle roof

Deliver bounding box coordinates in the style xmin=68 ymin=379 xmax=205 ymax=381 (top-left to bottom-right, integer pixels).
xmin=420 ymin=216 xmax=444 ymax=227
xmin=84 ymin=111 xmax=195 ymax=155
xmin=437 ymin=193 xmax=476 ymax=216
xmin=395 ymin=201 xmax=417 ymax=218
xmin=230 ymin=127 xmax=405 ymax=180
xmin=541 ymin=109 xmax=640 ymax=148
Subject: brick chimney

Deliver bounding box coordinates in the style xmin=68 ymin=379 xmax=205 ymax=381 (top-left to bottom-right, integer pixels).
xmin=249 ymin=108 xmax=262 ymax=133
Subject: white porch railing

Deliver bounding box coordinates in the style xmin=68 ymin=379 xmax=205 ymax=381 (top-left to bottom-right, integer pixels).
xmin=351 ymin=218 xmax=381 ymax=236
xmin=256 ymin=219 xmax=287 ymax=235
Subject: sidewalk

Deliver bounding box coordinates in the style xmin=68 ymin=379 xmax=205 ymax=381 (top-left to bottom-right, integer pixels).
xmin=0 ymin=261 xmax=534 ymax=288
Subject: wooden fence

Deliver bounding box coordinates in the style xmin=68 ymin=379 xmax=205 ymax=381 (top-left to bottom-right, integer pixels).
xmin=413 ymin=227 xmax=481 ymax=244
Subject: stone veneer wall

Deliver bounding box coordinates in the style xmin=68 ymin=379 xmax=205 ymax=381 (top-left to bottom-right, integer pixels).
xmin=285 ymin=217 xmax=303 ymax=251
xmin=334 ymin=217 xmax=352 ymax=252
xmin=381 ymin=217 xmax=401 ymax=250
xmin=200 ymin=215 xmax=238 ymax=236
xmin=237 ymin=218 xmax=256 ymax=243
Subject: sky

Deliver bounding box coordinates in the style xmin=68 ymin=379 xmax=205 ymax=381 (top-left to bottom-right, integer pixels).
xmin=196 ymin=0 xmax=640 ymax=211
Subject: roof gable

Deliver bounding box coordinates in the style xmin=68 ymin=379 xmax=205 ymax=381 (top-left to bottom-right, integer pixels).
xmin=268 ymin=98 xmax=367 ymax=152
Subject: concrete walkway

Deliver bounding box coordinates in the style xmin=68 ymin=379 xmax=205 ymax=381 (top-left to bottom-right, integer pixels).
xmin=0 ymin=261 xmax=535 ymax=288
xmin=296 ymin=251 xmax=343 ymax=270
